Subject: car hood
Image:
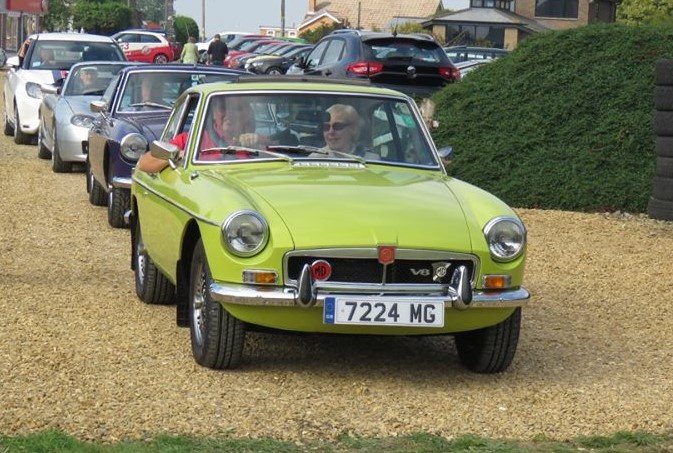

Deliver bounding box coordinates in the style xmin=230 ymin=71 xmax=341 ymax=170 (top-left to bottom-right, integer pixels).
xmin=63 ymin=95 xmax=102 ymax=116
xmin=205 ymin=165 xmax=473 ymax=252
xmin=119 ymin=113 xmax=170 ymax=141
xmin=16 ymin=69 xmax=67 ymax=84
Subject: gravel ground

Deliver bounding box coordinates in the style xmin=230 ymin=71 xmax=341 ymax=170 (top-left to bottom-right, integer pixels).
xmin=1 ymin=82 xmax=673 ymax=443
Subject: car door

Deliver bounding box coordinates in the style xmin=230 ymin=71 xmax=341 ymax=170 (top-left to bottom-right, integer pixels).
xmin=116 ymin=33 xmax=141 ymax=57
xmin=300 ymin=39 xmax=330 ymax=76
xmin=138 ymin=94 xmax=200 ymax=270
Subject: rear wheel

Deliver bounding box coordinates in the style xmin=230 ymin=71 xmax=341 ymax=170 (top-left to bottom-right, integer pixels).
xmin=153 ymin=53 xmax=168 ymax=64
xmin=454 ymin=307 xmax=521 ymax=373
xmin=107 ymin=187 xmax=130 ymax=228
xmin=87 ymin=161 xmax=106 ymax=206
xmin=189 ymin=239 xmax=246 ymax=369
xmin=51 ymin=128 xmax=72 ymax=173
xmin=134 ymin=220 xmax=175 ymax=304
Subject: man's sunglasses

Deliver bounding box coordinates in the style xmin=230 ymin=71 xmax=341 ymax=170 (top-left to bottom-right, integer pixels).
xmin=323 ymin=121 xmax=351 ymax=132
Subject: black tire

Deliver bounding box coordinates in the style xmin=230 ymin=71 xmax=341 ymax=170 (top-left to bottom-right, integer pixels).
xmin=87 ymin=162 xmax=107 ymax=206
xmin=655 ymin=86 xmax=673 ymax=111
xmin=651 ymin=176 xmax=673 ymax=201
xmin=37 ymin=123 xmax=51 ymax=160
xmin=107 ymin=187 xmax=130 ymax=228
xmin=13 ymin=106 xmax=32 ymax=145
xmin=648 ymin=197 xmax=673 ymax=220
xmin=656 ymin=59 xmax=673 ymax=86
xmin=655 ymin=136 xmax=673 ymax=158
xmin=655 ymin=157 xmax=673 ymax=177
xmin=454 ymin=307 xmax=521 ymax=373
xmin=4 ymin=103 xmax=14 ymax=136
xmin=51 ymin=129 xmax=72 ymax=173
xmin=134 ymin=220 xmax=175 ymax=304
xmin=265 ymin=66 xmax=283 ymax=75
xmin=189 ymin=239 xmax=245 ymax=369
xmin=154 ymin=53 xmax=168 ymax=64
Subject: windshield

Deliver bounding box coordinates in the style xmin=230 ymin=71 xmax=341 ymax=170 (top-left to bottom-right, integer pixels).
xmin=64 ymin=64 xmax=128 ymax=96
xmin=27 ymin=40 xmax=124 ymax=70
xmin=117 ymin=71 xmax=236 ymax=112
xmin=190 ymin=93 xmax=438 ymax=167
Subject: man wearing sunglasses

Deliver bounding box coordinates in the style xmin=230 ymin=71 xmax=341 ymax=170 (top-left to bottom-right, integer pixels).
xmin=320 ymin=104 xmax=361 ymax=155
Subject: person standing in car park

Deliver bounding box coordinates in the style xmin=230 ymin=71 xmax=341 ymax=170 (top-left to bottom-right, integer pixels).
xmin=180 ymin=36 xmax=199 ymax=64
xmin=207 ymin=34 xmax=228 ymax=65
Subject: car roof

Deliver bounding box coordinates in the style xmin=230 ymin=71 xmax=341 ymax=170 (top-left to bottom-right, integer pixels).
xmin=69 ymin=60 xmax=138 ymax=70
xmin=187 ymin=77 xmax=409 ymax=98
xmin=114 ymin=29 xmax=165 ymax=36
xmin=31 ymin=32 xmax=116 ymax=43
xmin=330 ymin=29 xmax=439 ymax=43
xmin=117 ymin=63 xmax=244 ymax=75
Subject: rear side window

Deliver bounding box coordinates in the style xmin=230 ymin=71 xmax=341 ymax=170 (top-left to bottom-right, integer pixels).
xmin=140 ymin=34 xmax=161 ymax=44
xmin=364 ymin=39 xmax=447 ymax=64
xmin=321 ymin=39 xmax=345 ymax=65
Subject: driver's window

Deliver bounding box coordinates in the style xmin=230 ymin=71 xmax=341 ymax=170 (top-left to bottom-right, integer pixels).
xmin=305 ymin=40 xmax=329 ymax=68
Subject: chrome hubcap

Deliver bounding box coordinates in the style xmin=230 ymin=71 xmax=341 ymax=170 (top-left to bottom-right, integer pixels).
xmin=192 ymin=262 xmax=207 ymax=346
xmin=136 ymin=235 xmax=146 ymax=286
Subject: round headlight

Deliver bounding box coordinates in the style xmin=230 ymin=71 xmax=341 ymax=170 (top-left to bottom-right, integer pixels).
xmin=70 ymin=114 xmax=94 ymax=128
xmin=484 ymin=216 xmax=526 ymax=262
xmin=120 ymin=133 xmax=148 ymax=161
xmin=25 ymin=82 xmax=44 ymax=99
xmin=222 ymin=211 xmax=269 ymax=257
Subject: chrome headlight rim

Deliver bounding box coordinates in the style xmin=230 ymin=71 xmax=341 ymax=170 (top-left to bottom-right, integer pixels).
xmin=119 ymin=132 xmax=148 ymax=161
xmin=25 ymin=81 xmax=44 ymax=99
xmin=70 ymin=114 xmax=95 ymax=128
xmin=483 ymin=216 xmax=527 ymax=263
xmin=222 ymin=210 xmax=269 ymax=257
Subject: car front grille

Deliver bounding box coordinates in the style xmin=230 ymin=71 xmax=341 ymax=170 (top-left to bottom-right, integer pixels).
xmin=285 ymin=249 xmax=477 ymax=286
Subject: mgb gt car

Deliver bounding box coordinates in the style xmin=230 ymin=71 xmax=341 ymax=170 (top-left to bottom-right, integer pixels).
xmin=130 ymin=78 xmax=530 ymax=372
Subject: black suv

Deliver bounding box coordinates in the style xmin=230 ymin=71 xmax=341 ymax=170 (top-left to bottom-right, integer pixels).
xmin=288 ymin=29 xmax=459 ymax=97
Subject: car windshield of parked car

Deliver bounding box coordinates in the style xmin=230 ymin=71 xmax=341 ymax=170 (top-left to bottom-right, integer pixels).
xmin=191 ymin=93 xmax=438 ymax=167
xmin=64 ymin=64 xmax=129 ymax=96
xmin=365 ymin=39 xmax=446 ymax=64
xmin=27 ymin=41 xmax=124 ymax=70
xmin=117 ymin=72 xmax=235 ymax=112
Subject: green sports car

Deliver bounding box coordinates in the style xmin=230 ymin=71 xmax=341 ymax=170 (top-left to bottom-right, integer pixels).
xmin=130 ymin=78 xmax=529 ymax=373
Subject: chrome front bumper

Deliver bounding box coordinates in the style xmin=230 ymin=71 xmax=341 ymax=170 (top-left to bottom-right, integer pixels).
xmin=111 ymin=176 xmax=132 ymax=189
xmin=210 ymin=265 xmax=529 ymax=311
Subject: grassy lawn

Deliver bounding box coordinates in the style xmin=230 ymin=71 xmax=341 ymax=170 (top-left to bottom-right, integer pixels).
xmin=1 ymin=430 xmax=671 ymax=452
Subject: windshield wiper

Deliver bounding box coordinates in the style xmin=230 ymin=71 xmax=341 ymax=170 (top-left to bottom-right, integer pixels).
xmin=127 ymin=102 xmax=172 ymax=110
xmin=267 ymin=145 xmax=366 ymax=164
xmin=201 ymin=146 xmax=291 ymax=162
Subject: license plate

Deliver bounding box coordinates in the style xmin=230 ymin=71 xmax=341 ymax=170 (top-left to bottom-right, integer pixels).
xmin=323 ymin=297 xmax=444 ymax=327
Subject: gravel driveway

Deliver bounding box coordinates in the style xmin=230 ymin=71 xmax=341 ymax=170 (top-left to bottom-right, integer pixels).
xmin=1 ymin=83 xmax=673 ymax=442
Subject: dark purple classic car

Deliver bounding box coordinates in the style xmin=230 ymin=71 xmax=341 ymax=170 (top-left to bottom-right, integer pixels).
xmin=86 ymin=64 xmax=243 ymax=227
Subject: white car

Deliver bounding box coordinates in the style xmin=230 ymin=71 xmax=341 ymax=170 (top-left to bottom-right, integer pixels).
xmin=112 ymin=30 xmax=175 ymax=64
xmin=3 ymin=32 xmax=125 ymax=145
xmin=196 ymin=31 xmax=253 ymax=56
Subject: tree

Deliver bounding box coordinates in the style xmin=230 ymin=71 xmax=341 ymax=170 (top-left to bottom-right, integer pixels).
xmin=72 ymin=0 xmax=132 ymax=35
xmin=174 ymin=15 xmax=199 ymax=45
xmin=42 ymin=0 xmax=72 ymax=32
xmin=617 ymin=0 xmax=673 ymax=25
xmin=136 ymin=0 xmax=164 ymax=23
xmin=299 ymin=22 xmax=344 ymax=44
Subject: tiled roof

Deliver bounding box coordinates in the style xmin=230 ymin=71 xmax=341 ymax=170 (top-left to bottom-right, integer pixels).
xmin=305 ymin=0 xmax=442 ymax=30
xmin=424 ymin=8 xmax=549 ymax=33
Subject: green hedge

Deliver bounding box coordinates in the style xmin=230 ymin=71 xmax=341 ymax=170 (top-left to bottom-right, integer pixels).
xmin=431 ymin=24 xmax=673 ymax=212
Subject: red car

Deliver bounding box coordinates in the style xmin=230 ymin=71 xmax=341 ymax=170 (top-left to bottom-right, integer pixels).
xmin=112 ymin=30 xmax=175 ymax=63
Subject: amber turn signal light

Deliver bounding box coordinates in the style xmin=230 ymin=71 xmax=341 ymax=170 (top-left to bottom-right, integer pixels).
xmin=242 ymin=270 xmax=278 ymax=284
xmin=483 ymin=275 xmax=511 ymax=289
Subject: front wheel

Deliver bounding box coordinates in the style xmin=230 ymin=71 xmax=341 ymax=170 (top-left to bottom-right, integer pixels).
xmin=3 ymin=99 xmax=13 ymax=136
xmin=134 ymin=220 xmax=175 ymax=304
xmin=51 ymin=128 xmax=72 ymax=173
xmin=13 ymin=106 xmax=32 ymax=145
xmin=189 ymin=239 xmax=246 ymax=369
xmin=454 ymin=307 xmax=521 ymax=373
xmin=87 ymin=161 xmax=107 ymax=206
xmin=265 ymin=66 xmax=283 ymax=75
xmin=37 ymin=122 xmax=51 ymax=160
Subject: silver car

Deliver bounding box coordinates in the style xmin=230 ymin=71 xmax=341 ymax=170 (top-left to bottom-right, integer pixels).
xmin=38 ymin=61 xmax=136 ymax=172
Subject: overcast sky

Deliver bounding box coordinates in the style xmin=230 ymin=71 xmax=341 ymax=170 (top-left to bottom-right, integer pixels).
xmin=173 ymin=0 xmax=465 ymax=39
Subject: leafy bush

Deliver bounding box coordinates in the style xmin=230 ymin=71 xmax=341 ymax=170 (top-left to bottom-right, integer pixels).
xmin=431 ymin=24 xmax=673 ymax=213
xmin=174 ymin=15 xmax=199 ymax=45
xmin=72 ymin=1 xmax=132 ymax=35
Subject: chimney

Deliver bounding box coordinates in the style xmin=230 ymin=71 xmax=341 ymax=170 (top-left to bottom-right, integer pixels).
xmin=309 ymin=0 xmax=317 ymax=12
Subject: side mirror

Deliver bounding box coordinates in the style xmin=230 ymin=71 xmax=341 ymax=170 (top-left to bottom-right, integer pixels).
xmin=150 ymin=140 xmax=180 ymax=170
xmin=41 ymin=84 xmax=59 ymax=95
xmin=90 ymin=100 xmax=107 ymax=113
xmin=437 ymin=146 xmax=453 ymax=166
xmin=6 ymin=55 xmax=19 ymax=68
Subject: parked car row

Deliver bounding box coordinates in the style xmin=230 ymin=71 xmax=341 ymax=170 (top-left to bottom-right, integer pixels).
xmin=5 ymin=30 xmax=530 ymax=374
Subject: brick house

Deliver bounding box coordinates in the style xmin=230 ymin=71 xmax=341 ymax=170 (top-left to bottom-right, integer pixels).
xmin=298 ymin=0 xmax=444 ymax=34
xmin=423 ymin=0 xmax=618 ymax=49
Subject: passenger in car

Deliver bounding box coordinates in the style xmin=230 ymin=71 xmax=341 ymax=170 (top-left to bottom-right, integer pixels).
xmin=319 ymin=104 xmax=361 ymax=154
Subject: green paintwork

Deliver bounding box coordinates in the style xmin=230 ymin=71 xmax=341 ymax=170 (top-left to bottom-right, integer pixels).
xmin=132 ymin=82 xmax=527 ymax=335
